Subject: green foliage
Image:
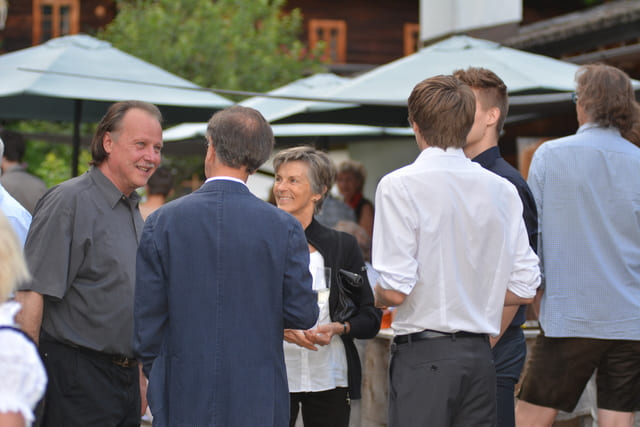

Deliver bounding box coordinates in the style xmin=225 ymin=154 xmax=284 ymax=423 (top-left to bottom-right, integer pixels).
xmin=8 ymin=121 xmax=92 ymax=187
xmin=99 ymin=0 xmax=324 ymax=98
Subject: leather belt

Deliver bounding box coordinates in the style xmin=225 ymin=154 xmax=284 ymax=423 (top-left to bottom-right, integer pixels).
xmin=70 ymin=343 xmax=137 ymax=368
xmin=393 ymin=329 xmax=486 ymax=344
xmin=42 ymin=335 xmax=137 ymax=368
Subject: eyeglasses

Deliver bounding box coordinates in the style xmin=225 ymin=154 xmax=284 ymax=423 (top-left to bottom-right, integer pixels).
xmin=571 ymin=92 xmax=579 ymax=104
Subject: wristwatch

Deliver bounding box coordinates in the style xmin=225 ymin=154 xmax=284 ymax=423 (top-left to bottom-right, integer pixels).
xmin=342 ymin=322 xmax=348 ymax=335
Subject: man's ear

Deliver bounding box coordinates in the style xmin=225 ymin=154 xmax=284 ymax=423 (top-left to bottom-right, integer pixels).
xmin=205 ymin=142 xmax=216 ymax=164
xmin=103 ymin=132 xmax=114 ymax=155
xmin=487 ymin=107 xmax=501 ymax=127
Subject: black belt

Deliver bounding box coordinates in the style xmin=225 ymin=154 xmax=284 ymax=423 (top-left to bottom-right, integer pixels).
xmin=42 ymin=335 xmax=137 ymax=368
xmin=393 ymin=329 xmax=486 ymax=344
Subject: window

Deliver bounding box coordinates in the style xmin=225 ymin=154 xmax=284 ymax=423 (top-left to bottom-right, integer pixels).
xmin=33 ymin=0 xmax=79 ymax=45
xmin=309 ymin=19 xmax=347 ymax=63
xmin=404 ymin=23 xmax=420 ymax=56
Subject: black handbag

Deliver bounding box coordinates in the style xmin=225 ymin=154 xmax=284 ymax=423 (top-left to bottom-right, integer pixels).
xmin=333 ymin=269 xmax=363 ymax=323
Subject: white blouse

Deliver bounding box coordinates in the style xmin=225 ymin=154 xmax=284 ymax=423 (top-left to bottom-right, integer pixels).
xmin=284 ymin=251 xmax=348 ymax=393
xmin=0 ymin=301 xmax=47 ymax=426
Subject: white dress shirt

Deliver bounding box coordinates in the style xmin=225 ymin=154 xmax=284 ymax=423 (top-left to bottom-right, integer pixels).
xmin=372 ymin=147 xmax=540 ymax=336
xmin=284 ymin=251 xmax=348 ymax=393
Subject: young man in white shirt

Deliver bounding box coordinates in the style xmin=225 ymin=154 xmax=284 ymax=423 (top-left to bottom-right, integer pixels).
xmin=372 ymin=75 xmax=540 ymax=427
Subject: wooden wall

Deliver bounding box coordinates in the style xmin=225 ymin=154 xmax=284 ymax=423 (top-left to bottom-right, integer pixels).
xmin=284 ymin=0 xmax=419 ymax=66
xmin=1 ymin=1 xmax=116 ymax=53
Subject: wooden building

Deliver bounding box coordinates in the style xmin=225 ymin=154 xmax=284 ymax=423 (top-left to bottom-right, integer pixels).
xmin=0 ymin=0 xmax=116 ymax=53
xmin=282 ymin=0 xmax=420 ymax=75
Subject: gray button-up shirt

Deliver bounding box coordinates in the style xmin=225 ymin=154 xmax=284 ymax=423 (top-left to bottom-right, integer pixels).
xmin=21 ymin=166 xmax=144 ymax=356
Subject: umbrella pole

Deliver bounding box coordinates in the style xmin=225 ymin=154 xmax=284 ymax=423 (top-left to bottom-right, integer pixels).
xmin=72 ymin=99 xmax=82 ymax=177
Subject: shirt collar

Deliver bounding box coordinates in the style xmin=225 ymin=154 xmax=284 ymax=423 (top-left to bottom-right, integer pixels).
xmin=577 ymin=122 xmax=600 ymax=133
xmin=89 ymin=166 xmax=141 ymax=209
xmin=471 ymin=146 xmax=501 ymax=169
xmin=3 ymin=164 xmax=25 ymax=174
xmin=417 ymin=146 xmax=467 ymax=162
xmin=205 ymin=176 xmax=247 ymax=187
xmin=577 ymin=122 xmax=621 ymax=137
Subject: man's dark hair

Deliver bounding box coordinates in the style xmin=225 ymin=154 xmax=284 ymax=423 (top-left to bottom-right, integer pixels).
xmin=408 ymin=75 xmax=476 ymax=149
xmin=0 ymin=129 xmax=26 ymax=162
xmin=206 ymin=106 xmax=274 ymax=174
xmin=91 ymin=101 xmax=163 ymax=166
xmin=147 ymin=166 xmax=174 ymax=197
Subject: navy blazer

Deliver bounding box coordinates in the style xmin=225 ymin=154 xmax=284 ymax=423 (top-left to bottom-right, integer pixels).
xmin=134 ymin=179 xmax=318 ymax=427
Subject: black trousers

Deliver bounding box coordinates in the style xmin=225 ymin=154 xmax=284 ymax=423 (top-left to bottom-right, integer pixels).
xmin=39 ymin=339 xmax=140 ymax=427
xmin=388 ymin=334 xmax=496 ymax=427
xmin=290 ymin=387 xmax=350 ymax=427
xmin=492 ymin=326 xmax=526 ymax=427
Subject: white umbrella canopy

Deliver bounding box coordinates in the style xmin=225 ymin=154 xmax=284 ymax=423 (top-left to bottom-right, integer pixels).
xmin=163 ymin=122 xmax=412 ymax=142
xmin=238 ymin=73 xmax=354 ymax=122
xmin=163 ymin=73 xmax=414 ymax=148
xmin=274 ymin=35 xmax=601 ymax=126
xmin=325 ymin=35 xmax=581 ymax=102
xmin=0 ymin=34 xmax=232 ymax=123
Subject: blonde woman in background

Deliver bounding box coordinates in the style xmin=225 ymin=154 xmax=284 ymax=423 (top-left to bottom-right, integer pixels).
xmin=0 ymin=212 xmax=46 ymax=427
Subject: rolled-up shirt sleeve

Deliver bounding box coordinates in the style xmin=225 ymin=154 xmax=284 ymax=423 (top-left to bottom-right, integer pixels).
xmin=507 ymin=216 xmax=541 ymax=299
xmin=372 ymin=175 xmax=419 ymax=296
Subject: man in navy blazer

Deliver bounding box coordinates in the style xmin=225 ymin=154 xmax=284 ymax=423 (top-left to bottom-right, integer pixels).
xmin=134 ymin=106 xmax=318 ymax=426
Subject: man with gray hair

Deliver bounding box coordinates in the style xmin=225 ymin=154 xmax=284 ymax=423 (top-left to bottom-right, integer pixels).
xmin=134 ymin=105 xmax=318 ymax=426
xmin=516 ymin=64 xmax=640 ymax=427
xmin=0 ymin=136 xmax=31 ymax=246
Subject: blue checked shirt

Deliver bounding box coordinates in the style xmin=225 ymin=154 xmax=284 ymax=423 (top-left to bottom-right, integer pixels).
xmin=528 ymin=123 xmax=640 ymax=339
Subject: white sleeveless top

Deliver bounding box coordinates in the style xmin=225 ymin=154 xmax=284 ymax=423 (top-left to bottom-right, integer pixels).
xmin=284 ymin=251 xmax=348 ymax=392
xmin=0 ymin=301 xmax=47 ymax=426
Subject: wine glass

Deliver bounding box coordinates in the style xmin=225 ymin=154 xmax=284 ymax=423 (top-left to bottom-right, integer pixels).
xmin=315 ymin=266 xmax=331 ymax=305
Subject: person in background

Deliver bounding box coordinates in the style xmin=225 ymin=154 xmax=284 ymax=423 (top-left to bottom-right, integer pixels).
xmin=315 ymin=195 xmax=356 ymax=229
xmin=0 ymin=129 xmax=47 ymax=215
xmin=0 ymin=212 xmax=47 ymax=427
xmin=273 ymin=146 xmax=381 ymax=427
xmin=373 ymin=75 xmax=540 ymax=427
xmin=0 ymin=137 xmax=31 ymax=247
xmin=336 ymin=160 xmax=374 ymax=237
xmin=454 ymin=66 xmax=538 ymax=427
xmin=15 ymin=100 xmax=163 ymax=427
xmin=516 ymin=64 xmax=640 ymax=427
xmin=134 ymin=106 xmax=318 ymax=427
xmin=139 ymin=166 xmax=173 ymax=220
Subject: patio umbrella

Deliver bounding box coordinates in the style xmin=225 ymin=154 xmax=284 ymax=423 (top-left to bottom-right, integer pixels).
xmin=163 ymin=73 xmax=412 ymax=150
xmin=274 ymin=35 xmax=593 ymax=127
xmin=239 ymin=73 xmax=354 ymax=122
xmin=0 ymin=34 xmax=232 ymax=175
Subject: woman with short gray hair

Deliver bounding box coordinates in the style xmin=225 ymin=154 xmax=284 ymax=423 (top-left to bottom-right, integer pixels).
xmin=272 ymin=146 xmax=381 ymax=427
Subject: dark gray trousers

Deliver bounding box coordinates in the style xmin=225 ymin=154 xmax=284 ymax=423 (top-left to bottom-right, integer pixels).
xmin=388 ymin=334 xmax=496 ymax=427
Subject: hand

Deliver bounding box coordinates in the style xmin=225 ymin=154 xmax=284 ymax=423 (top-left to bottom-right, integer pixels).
xmin=374 ymin=284 xmax=389 ymax=309
xmin=304 ymin=322 xmax=342 ymax=346
xmin=532 ymin=288 xmax=544 ymax=320
xmin=284 ymin=329 xmax=318 ymax=351
xmin=138 ymin=364 xmax=148 ymax=416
